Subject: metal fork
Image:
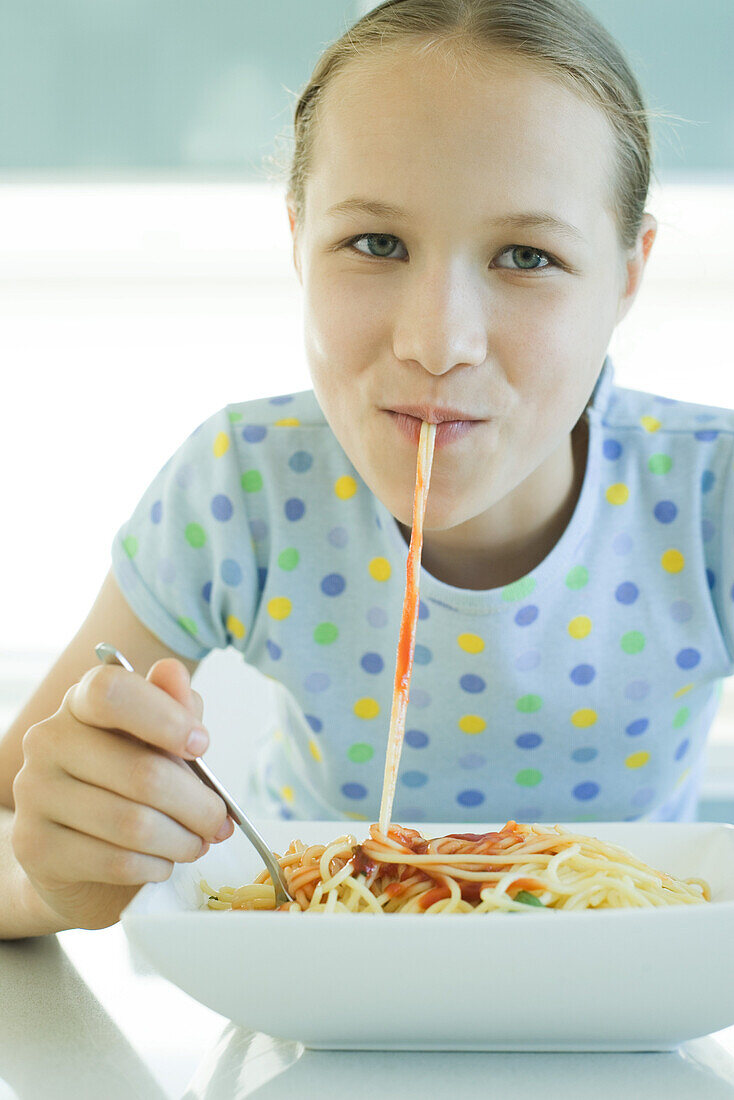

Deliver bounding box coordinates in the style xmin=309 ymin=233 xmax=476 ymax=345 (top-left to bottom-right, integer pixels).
xmin=94 ymin=642 xmax=293 ymax=906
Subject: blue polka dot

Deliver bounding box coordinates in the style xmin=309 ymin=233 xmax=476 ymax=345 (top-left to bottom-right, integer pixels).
xmin=414 ymin=644 xmax=432 ymax=665
xmin=515 ymin=649 xmax=541 ymax=672
xmin=418 ymin=600 xmax=430 ymax=620
xmin=603 ymin=439 xmax=622 ymax=460
xmin=257 ymin=567 xmax=268 ymax=590
xmin=516 ymin=733 xmax=542 ymax=749
xmin=653 ymin=500 xmax=677 ymax=524
xmin=304 ymin=672 xmax=330 ymax=692
xmin=266 ymin=640 xmax=282 ymax=661
xmin=572 ymin=747 xmax=598 ymax=763
xmin=570 ymin=663 xmax=596 ymax=685
xmin=695 ymin=429 xmax=719 ymax=442
xmin=211 ymin=494 xmax=233 ymax=521
xmin=707 ymin=568 xmax=716 ymax=590
xmin=321 ymin=573 xmax=346 ymax=596
xmin=327 ymin=526 xmax=349 ymax=548
xmin=515 ymin=604 xmax=539 ymax=626
xmin=151 ymin=500 xmax=163 ymax=524
xmin=280 ymin=806 xmax=294 ymax=820
xmin=631 ymin=785 xmax=655 ymax=808
xmin=459 ymin=752 xmax=486 ymax=769
xmin=615 ymin=581 xmax=639 ymax=605
xmin=411 ymin=689 xmax=431 ymax=708
xmin=676 ymin=648 xmax=701 ymax=670
xmin=361 ymin=652 xmax=384 ymax=674
xmin=402 ymin=770 xmax=428 ymax=788
xmin=305 ymin=714 xmax=323 ymax=733
xmin=269 ymin=394 xmax=294 ymax=405
xmin=702 ymin=519 xmax=715 ymax=543
xmin=670 ymin=600 xmax=693 ymax=623
xmin=175 ymin=463 xmax=194 ymax=489
xmin=202 ymin=580 xmax=212 ymax=603
xmin=460 ymin=673 xmax=486 ymax=693
xmin=702 ymin=470 xmax=715 ymax=493
xmin=367 ymin=606 xmax=387 ymax=627
xmin=220 ymin=558 xmax=242 ymax=586
xmin=342 ymin=782 xmax=367 ymax=800
xmin=625 ymin=679 xmax=650 ymax=700
xmin=285 ymin=498 xmax=305 ymax=521
xmin=249 ymin=519 xmax=268 ymax=542
xmin=242 ymin=425 xmax=267 ymax=443
xmin=612 ymin=532 xmax=634 ymax=556
xmin=626 ymin=717 xmax=649 ymax=736
xmin=405 ymin=729 xmax=429 ymax=748
xmin=288 ymin=450 xmax=313 ymax=473
xmin=573 ymin=781 xmax=600 ymax=801
xmin=675 ymin=738 xmax=690 ymax=761
xmin=457 ymin=789 xmax=485 ymax=807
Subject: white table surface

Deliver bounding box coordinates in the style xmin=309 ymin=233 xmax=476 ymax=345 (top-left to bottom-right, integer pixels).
xmin=3 ymin=923 xmax=734 ymax=1100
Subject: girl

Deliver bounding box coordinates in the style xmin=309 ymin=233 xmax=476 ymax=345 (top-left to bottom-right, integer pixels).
xmin=1 ymin=0 xmax=727 ymax=937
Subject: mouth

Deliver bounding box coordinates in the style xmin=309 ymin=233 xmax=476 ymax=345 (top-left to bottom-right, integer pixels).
xmin=384 ymin=405 xmax=489 ymax=449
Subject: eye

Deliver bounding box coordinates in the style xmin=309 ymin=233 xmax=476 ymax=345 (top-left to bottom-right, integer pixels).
xmin=348 ymin=234 xmax=408 ymax=260
xmin=495 ymin=246 xmax=554 ymax=271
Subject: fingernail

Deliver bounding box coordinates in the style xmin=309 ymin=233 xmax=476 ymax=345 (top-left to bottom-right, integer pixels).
xmin=213 ymin=818 xmax=233 ymax=842
xmin=186 ymin=727 xmax=209 ymax=756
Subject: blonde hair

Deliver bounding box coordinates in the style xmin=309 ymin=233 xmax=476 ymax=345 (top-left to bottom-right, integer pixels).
xmin=284 ymin=0 xmax=658 ymax=252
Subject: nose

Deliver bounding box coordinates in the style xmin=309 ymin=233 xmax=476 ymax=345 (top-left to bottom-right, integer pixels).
xmin=392 ymin=258 xmax=487 ymax=376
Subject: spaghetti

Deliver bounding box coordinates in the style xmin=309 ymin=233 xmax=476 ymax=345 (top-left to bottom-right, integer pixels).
xmin=201 ymin=820 xmax=711 ymax=913
xmin=202 ymin=418 xmax=712 ymax=914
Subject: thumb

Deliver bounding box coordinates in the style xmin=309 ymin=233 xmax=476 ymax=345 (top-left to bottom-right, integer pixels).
xmin=146 ymin=658 xmax=204 ymax=722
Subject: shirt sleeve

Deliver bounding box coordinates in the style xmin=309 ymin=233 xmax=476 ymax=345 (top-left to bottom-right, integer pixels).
xmin=703 ymin=429 xmax=734 ymax=672
xmin=110 ymin=405 xmax=260 ymax=660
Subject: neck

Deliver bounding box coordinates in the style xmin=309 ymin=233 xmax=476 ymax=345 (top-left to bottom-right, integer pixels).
xmin=401 ymin=416 xmax=589 ymax=591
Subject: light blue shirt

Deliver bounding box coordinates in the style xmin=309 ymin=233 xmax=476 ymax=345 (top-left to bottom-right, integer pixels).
xmin=111 ymin=357 xmax=734 ymax=824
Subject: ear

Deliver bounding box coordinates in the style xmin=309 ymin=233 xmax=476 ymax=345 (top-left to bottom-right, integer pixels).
xmin=616 ymin=212 xmax=657 ymax=325
xmin=286 ymin=195 xmax=302 ymax=284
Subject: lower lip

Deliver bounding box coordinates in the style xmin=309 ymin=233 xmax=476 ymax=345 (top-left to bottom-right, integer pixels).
xmin=387 ymin=411 xmax=484 ymax=448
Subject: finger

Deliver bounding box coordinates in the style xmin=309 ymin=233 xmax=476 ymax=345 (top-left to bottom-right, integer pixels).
xmin=146 ymin=659 xmax=205 ymax=724
xmin=41 ymin=820 xmax=176 ymax=887
xmin=67 ymin=665 xmax=209 ymax=759
xmin=56 ymin=721 xmax=229 ymax=842
xmin=42 ymin=772 xmax=209 ymax=864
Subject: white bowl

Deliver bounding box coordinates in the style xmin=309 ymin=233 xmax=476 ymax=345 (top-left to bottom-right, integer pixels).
xmin=121 ymin=819 xmax=734 ymax=1051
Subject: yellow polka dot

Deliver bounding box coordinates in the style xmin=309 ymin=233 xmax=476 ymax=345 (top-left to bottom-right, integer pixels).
xmin=225 ymin=614 xmax=246 ymax=639
xmin=568 ymin=615 xmax=592 ymax=639
xmin=571 ymin=708 xmax=597 ymax=728
xmin=458 ymin=633 xmax=485 ymax=654
xmin=334 ymin=475 xmax=358 ymax=500
xmin=662 ymin=549 xmax=685 ymax=573
xmin=274 ymin=418 xmax=300 ymax=427
xmin=675 ymin=767 xmax=690 ymax=789
xmin=268 ymin=597 xmax=292 ymax=620
xmin=345 ymin=811 xmax=369 ymax=821
xmin=625 ymin=751 xmax=650 ymax=770
xmin=213 ymin=431 xmax=230 ymax=458
xmin=640 ymin=415 xmax=661 ymax=433
xmin=369 ymin=557 xmax=392 ymax=582
xmin=605 ymin=483 xmax=629 ymax=506
xmin=354 ymin=697 xmax=380 ymax=719
xmin=674 ymin=683 xmax=693 ymax=699
xmin=459 ymin=715 xmax=486 ymax=734
xmin=280 ymin=786 xmax=294 ymax=803
xmin=308 ymin=738 xmax=322 ymax=762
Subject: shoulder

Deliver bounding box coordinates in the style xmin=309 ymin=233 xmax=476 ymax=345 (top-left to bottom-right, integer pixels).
xmin=599 ymin=381 xmax=734 ymax=443
xmin=224 ymin=389 xmax=327 ymax=431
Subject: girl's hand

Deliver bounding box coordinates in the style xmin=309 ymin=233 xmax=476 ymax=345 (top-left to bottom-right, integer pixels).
xmin=10 ymin=658 xmax=234 ymax=930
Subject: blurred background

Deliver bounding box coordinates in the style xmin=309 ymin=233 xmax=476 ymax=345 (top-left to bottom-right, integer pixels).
xmin=1 ymin=0 xmax=733 ymax=817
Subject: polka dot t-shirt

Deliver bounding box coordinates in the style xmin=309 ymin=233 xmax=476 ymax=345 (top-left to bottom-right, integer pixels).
xmin=111 ymin=356 xmax=734 ymax=825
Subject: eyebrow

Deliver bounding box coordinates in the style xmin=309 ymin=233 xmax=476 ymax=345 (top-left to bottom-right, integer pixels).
xmin=325 ymin=197 xmax=587 ymax=245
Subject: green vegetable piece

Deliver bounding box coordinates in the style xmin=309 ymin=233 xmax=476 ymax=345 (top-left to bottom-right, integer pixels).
xmin=514 ymin=890 xmax=545 ymax=907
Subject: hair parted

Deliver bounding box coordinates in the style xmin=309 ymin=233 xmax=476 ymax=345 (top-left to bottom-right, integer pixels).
xmin=274 ymin=0 xmax=665 ymax=253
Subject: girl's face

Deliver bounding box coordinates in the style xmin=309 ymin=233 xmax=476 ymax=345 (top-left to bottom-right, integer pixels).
xmin=289 ymin=45 xmax=653 ymax=535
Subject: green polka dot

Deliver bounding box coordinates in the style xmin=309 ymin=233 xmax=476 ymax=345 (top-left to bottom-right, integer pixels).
xmin=565 ymin=565 xmax=588 ymax=590
xmin=673 ymin=706 xmax=690 ymax=728
xmin=621 ymin=630 xmax=645 ymax=655
xmin=574 ymin=814 xmax=596 ymax=823
xmin=185 ymin=523 xmax=206 ymax=548
xmin=516 ymin=694 xmax=543 ymax=713
xmin=515 ymin=768 xmax=542 ymax=787
xmin=314 ymin=622 xmax=339 ymax=645
xmin=348 ymin=742 xmax=374 ymax=763
xmin=122 ymin=535 xmax=138 ymax=559
xmin=178 ymin=616 xmax=198 ymax=636
xmin=278 ymin=547 xmax=299 ymax=571
xmin=648 ymin=453 xmax=673 ymax=475
xmin=241 ymin=470 xmax=263 ymax=493
xmin=502 ymin=576 xmax=536 ymax=602
xmin=228 ymin=410 xmax=243 ymax=423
